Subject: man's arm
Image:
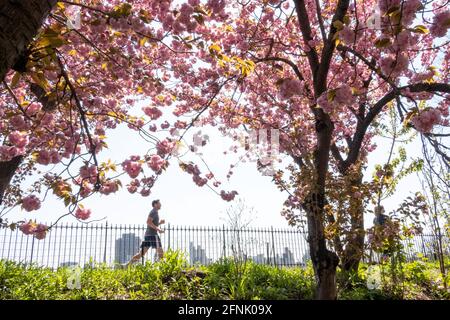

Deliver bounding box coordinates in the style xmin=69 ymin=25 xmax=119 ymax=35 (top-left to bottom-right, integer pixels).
xmin=147 ymin=216 xmax=163 ymax=233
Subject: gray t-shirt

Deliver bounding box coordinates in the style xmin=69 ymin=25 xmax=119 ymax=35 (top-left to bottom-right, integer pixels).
xmin=145 ymin=209 xmax=160 ymax=236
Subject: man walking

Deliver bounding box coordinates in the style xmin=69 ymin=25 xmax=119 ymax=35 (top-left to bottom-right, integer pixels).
xmin=127 ymin=199 xmax=165 ymax=266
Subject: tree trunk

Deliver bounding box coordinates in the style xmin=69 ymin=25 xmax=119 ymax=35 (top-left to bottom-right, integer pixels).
xmin=0 ymin=0 xmax=56 ymax=204
xmin=0 ymin=155 xmax=23 ymax=204
xmin=0 ymin=0 xmax=57 ymax=81
xmin=302 ymin=115 xmax=340 ymax=300
xmin=306 ymin=199 xmax=340 ymax=299
xmin=340 ymin=176 xmax=365 ymax=280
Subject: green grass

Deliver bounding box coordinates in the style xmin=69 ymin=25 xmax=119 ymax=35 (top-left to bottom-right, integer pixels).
xmin=0 ymin=251 xmax=448 ymax=300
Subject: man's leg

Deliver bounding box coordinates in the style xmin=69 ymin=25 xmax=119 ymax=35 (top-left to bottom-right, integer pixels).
xmin=127 ymin=247 xmax=149 ymax=266
xmin=155 ymin=236 xmax=164 ymax=261
xmin=156 ymin=247 xmax=164 ymax=260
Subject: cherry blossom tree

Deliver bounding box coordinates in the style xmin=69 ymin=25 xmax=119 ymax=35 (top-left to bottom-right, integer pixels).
xmin=158 ymin=0 xmax=449 ymax=299
xmin=1 ymin=0 xmax=449 ymax=300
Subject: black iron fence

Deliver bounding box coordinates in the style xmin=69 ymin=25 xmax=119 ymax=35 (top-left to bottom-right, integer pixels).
xmin=0 ymin=223 xmax=448 ymax=269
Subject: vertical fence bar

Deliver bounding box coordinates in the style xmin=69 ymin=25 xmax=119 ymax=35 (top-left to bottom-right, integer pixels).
xmin=29 ymin=235 xmax=35 ymax=265
xmin=222 ymin=225 xmax=226 ymax=259
xmin=103 ymin=222 xmax=108 ymax=264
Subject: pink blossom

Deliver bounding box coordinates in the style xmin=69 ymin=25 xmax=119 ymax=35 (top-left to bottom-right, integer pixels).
xmin=279 ymin=79 xmax=303 ymax=100
xmin=26 ymin=102 xmax=42 ymax=116
xmin=140 ymin=188 xmax=151 ymax=197
xmin=340 ymin=26 xmax=355 ymax=45
xmin=380 ymin=53 xmax=408 ymax=78
xmin=156 ymin=139 xmax=175 ymax=156
xmin=21 ymin=195 xmax=41 ymax=212
xmin=19 ymin=221 xmax=36 ymax=235
xmin=378 ymin=0 xmax=401 ymax=13
xmin=335 ymin=85 xmax=355 ymax=105
xmin=143 ymin=106 xmax=163 ymax=120
xmin=430 ymin=11 xmax=450 ymax=37
xmin=10 ymin=115 xmax=28 ymax=130
xmin=411 ymin=108 xmax=442 ymax=133
xmin=161 ymin=121 xmax=171 ymax=129
xmin=127 ymin=179 xmax=140 ymax=194
xmin=122 ymin=158 xmax=142 ymax=178
xmin=80 ymin=184 xmax=93 ymax=198
xmin=193 ymin=175 xmax=208 ymax=187
xmin=317 ymin=92 xmax=334 ymax=112
xmin=41 ymin=113 xmax=54 ymax=126
xmin=148 ymin=154 xmax=166 ymax=172
xmin=33 ymin=224 xmax=48 ymax=240
xmin=99 ymin=180 xmax=119 ymax=195
xmin=220 ymin=190 xmax=238 ymax=201
xmin=79 ymin=164 xmax=98 ymax=183
xmin=401 ymin=0 xmax=422 ymax=26
xmin=75 ymin=207 xmax=91 ymax=220
xmin=36 ymin=150 xmax=51 ymax=165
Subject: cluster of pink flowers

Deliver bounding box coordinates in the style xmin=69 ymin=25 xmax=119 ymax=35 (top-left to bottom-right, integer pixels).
xmin=19 ymin=221 xmax=48 ymax=240
xmin=163 ymin=2 xmax=198 ymax=34
xmin=21 ymin=195 xmax=41 ymax=212
xmin=220 ymin=190 xmax=238 ymax=201
xmin=75 ymin=206 xmax=91 ymax=220
xmin=411 ymin=108 xmax=442 ymax=133
xmin=316 ymin=85 xmax=355 ymax=113
xmin=122 ymin=156 xmax=142 ymax=178
xmin=36 ymin=149 xmax=61 ymax=166
xmin=278 ymin=79 xmax=303 ymax=100
xmin=339 ymin=26 xmax=355 ymax=44
xmin=63 ymin=139 xmax=81 ymax=158
xmin=10 ymin=115 xmax=29 ymax=130
xmin=430 ymin=10 xmax=450 ymax=37
xmin=400 ymin=0 xmax=422 ymax=26
xmin=334 ymin=85 xmax=354 ymax=105
xmin=380 ymin=53 xmax=408 ymax=78
xmin=84 ymin=135 xmax=104 ymax=154
xmin=0 ymin=145 xmax=25 ymax=161
xmin=9 ymin=131 xmax=29 ymax=148
xmin=181 ymin=162 xmax=209 ymax=186
xmin=25 ymin=102 xmax=42 ymax=116
xmin=79 ymin=164 xmax=98 ymax=183
xmin=142 ymin=106 xmax=163 ymax=120
xmin=99 ymin=180 xmax=120 ymax=195
xmin=156 ymin=139 xmax=176 ymax=156
xmin=161 ymin=121 xmax=171 ymax=129
xmin=127 ymin=179 xmax=140 ymax=194
xmin=147 ymin=154 xmax=166 ymax=172
xmin=391 ymin=31 xmax=417 ymax=51
xmin=378 ymin=0 xmax=400 ymax=13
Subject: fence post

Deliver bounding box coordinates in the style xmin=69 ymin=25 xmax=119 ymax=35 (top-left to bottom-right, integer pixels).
xmin=103 ymin=221 xmax=108 ymax=264
xmin=271 ymin=226 xmax=276 ymax=267
xmin=420 ymin=233 xmax=427 ymax=259
xmin=222 ymin=225 xmax=226 ymax=259
xmin=167 ymin=223 xmax=171 ymax=251
xmin=29 ymin=235 xmax=35 ymax=266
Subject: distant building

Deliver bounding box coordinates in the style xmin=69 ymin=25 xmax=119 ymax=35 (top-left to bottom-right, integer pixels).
xmin=282 ymin=247 xmax=295 ymax=266
xmin=189 ymin=242 xmax=210 ymax=265
xmin=115 ymin=233 xmax=141 ymax=264
xmin=252 ymin=254 xmax=266 ymax=264
xmin=59 ymin=261 xmax=78 ymax=268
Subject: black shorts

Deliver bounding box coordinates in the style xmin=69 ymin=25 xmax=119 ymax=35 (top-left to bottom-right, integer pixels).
xmin=140 ymin=235 xmax=162 ymax=249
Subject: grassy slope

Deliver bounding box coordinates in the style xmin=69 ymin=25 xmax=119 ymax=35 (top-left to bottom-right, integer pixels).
xmin=1 ymin=251 xmax=449 ymax=300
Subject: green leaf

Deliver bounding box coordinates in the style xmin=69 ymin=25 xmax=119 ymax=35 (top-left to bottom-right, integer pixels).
xmin=412 ymin=25 xmax=429 ymax=34
xmin=374 ymin=38 xmax=391 ymax=48
xmin=333 ymin=20 xmax=344 ymax=31
xmin=11 ymin=72 xmax=21 ymax=87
